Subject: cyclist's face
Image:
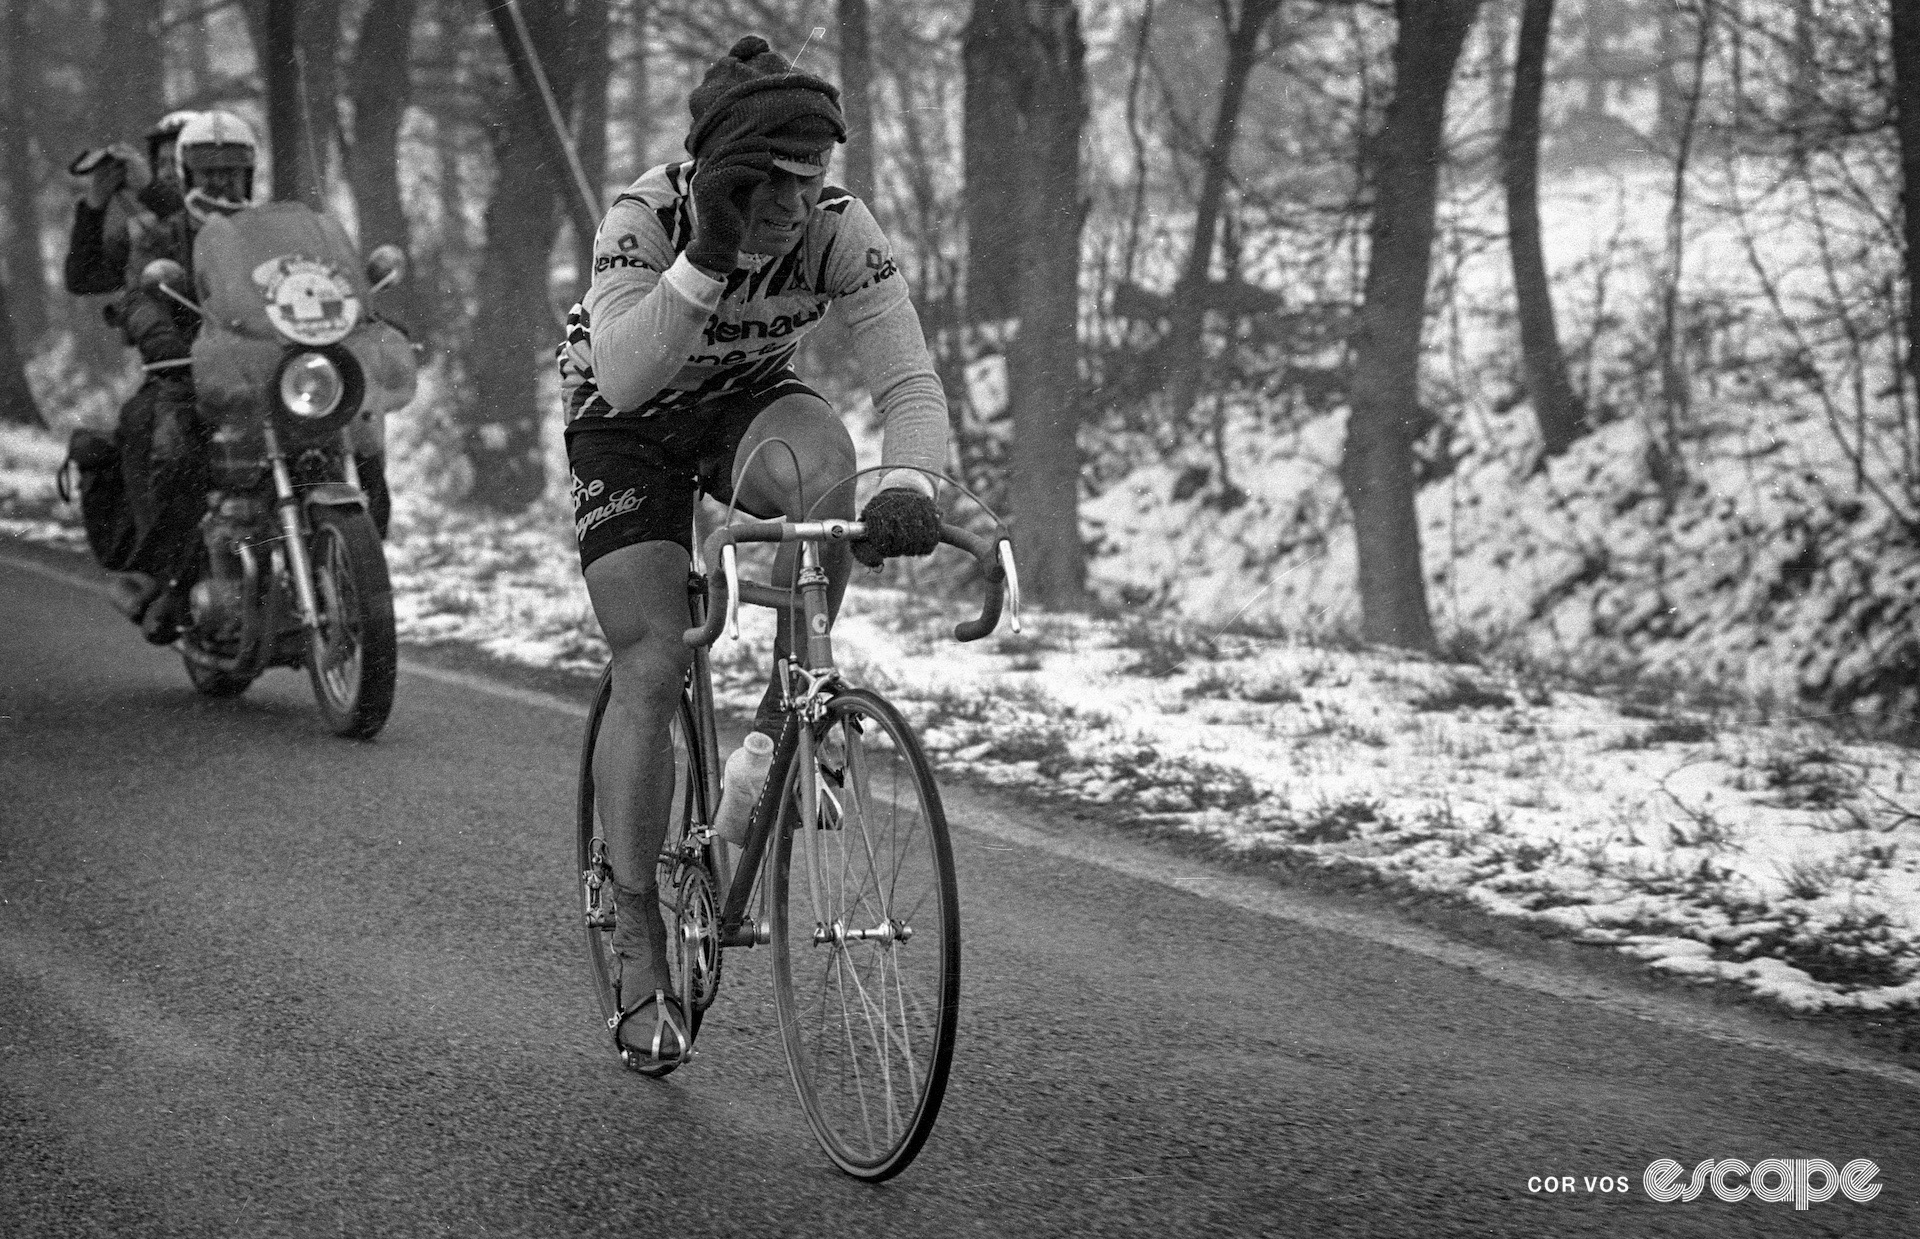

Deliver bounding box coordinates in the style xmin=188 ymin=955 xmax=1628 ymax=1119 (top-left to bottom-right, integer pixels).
xmin=742 ymin=168 xmax=823 ymax=257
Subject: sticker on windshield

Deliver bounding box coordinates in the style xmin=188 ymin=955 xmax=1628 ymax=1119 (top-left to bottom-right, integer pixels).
xmin=251 ymin=255 xmax=362 ymax=346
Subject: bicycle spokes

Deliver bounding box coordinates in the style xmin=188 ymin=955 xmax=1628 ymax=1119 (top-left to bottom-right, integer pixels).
xmin=772 ymin=690 xmax=959 ymax=1180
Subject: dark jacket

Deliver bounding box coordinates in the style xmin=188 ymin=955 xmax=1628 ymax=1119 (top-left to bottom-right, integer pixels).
xmin=112 ymin=206 xmax=199 ymax=367
xmin=61 ymin=180 xmax=186 ymax=296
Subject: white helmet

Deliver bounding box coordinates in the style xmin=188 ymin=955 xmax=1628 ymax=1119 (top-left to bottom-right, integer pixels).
xmin=175 ymin=110 xmax=257 ymax=217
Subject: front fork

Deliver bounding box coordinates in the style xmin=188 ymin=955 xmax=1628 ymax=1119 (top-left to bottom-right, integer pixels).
xmin=265 ymin=424 xmax=321 ymax=633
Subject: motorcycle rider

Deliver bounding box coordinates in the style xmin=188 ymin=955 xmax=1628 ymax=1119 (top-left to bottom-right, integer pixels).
xmin=62 ymin=109 xmax=196 ymax=297
xmin=555 ymin=35 xmax=949 ymax=1066
xmin=104 ymin=110 xmax=259 ymax=635
xmin=107 ymin=111 xmax=393 ymax=636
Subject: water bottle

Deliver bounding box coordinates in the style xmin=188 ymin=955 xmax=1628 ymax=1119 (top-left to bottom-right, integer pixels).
xmin=711 ymin=731 xmax=774 ymax=846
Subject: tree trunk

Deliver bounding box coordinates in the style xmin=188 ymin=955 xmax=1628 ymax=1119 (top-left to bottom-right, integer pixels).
xmin=1655 ymin=1 xmax=1682 ymax=147
xmin=966 ymin=0 xmax=1088 ymax=610
xmin=1339 ymin=0 xmax=1482 ymax=652
xmin=300 ymin=0 xmax=344 ymax=199
xmin=0 ymin=277 xmax=40 ymax=426
xmin=1892 ymin=0 xmax=1920 ymax=404
xmin=262 ymin=0 xmax=320 ymax=205
xmin=1503 ymin=0 xmax=1583 ymax=456
xmin=1581 ymin=0 xmax=1606 ymax=116
xmin=571 ymin=0 xmax=611 ymax=201
xmin=0 ymin=0 xmax=47 ymax=347
xmin=622 ymin=0 xmax=653 ymax=172
xmin=1655 ymin=0 xmax=1712 ymax=500
xmin=95 ymin=0 xmax=166 ymax=146
xmin=1483 ymin=0 xmax=1510 ymax=123
xmin=961 ymin=3 xmax=1025 ymax=322
xmin=1162 ymin=0 xmax=1283 ymax=430
xmin=837 ymin=0 xmax=875 ymax=202
xmin=345 ymin=0 xmax=419 ymax=324
xmin=465 ymin=0 xmax=574 ymax=512
xmin=484 ymin=0 xmax=595 ymax=298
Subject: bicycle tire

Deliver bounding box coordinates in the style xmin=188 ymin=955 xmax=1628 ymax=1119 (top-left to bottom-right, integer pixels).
xmin=576 ymin=666 xmax=716 ymax=1075
xmin=769 ymin=687 xmax=960 ymax=1181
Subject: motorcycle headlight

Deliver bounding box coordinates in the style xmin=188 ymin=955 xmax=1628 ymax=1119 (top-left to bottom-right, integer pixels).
xmin=279 ymin=352 xmax=344 ymax=419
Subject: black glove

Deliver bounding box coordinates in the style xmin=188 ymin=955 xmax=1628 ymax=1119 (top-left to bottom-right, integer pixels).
xmin=853 ymin=488 xmax=942 ymax=569
xmin=686 ymin=139 xmax=772 ymax=275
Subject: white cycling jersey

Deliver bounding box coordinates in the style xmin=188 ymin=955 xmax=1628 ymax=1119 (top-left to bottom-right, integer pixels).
xmin=556 ymin=161 xmax=947 ymax=491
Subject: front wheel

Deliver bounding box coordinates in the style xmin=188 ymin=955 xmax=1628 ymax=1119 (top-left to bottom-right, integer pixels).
xmin=770 ymin=688 xmax=960 ymax=1182
xmin=304 ymin=506 xmax=397 ymax=739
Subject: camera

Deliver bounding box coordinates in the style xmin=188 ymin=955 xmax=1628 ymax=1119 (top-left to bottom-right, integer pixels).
xmin=68 ymin=147 xmax=123 ymax=177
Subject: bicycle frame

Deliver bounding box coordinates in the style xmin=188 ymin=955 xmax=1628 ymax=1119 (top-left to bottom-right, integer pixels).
xmin=680 ymin=517 xmax=1018 ymax=952
xmin=689 ymin=534 xmax=840 ymax=951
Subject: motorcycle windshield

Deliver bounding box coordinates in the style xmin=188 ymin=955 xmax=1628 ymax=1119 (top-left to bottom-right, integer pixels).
xmin=193 ymin=203 xmax=369 ymax=346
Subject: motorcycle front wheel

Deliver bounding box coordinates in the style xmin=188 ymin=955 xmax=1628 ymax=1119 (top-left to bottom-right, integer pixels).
xmin=305 ymin=506 xmax=397 ymax=739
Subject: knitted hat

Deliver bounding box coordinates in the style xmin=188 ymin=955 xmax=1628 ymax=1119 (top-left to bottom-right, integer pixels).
xmin=685 ymin=35 xmax=846 ymax=173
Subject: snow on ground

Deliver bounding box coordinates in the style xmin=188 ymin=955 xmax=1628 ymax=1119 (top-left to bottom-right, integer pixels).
xmin=6 ymin=417 xmax=1918 ymax=1017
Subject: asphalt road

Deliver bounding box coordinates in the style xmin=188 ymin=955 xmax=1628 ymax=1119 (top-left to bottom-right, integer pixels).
xmin=3 ymin=550 xmax=1917 ymax=1238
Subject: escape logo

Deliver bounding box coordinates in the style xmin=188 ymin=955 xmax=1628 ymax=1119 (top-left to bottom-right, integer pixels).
xmin=1642 ymin=1158 xmax=1881 ymax=1210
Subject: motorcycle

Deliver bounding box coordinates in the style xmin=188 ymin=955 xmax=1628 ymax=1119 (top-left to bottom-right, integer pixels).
xmin=142 ymin=201 xmax=416 ymax=739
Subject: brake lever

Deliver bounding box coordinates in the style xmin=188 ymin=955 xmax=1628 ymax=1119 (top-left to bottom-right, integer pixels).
xmin=997 ymin=539 xmax=1022 ymax=633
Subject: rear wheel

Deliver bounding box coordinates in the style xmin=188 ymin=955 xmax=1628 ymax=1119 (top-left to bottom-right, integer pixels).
xmin=770 ymin=688 xmax=960 ymax=1181
xmin=577 ymin=668 xmax=716 ymax=1076
xmin=304 ymin=506 xmax=396 ymax=739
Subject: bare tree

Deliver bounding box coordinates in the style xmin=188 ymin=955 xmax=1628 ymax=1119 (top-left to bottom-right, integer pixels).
xmin=1654 ymin=0 xmax=1712 ymax=498
xmin=0 ymin=276 xmax=40 ymax=426
xmin=1895 ymin=0 xmax=1920 ymax=405
xmin=261 ymin=0 xmax=323 ymax=206
xmin=571 ymin=0 xmax=611 ymax=199
xmin=837 ymin=0 xmax=875 ymax=203
xmin=1340 ymin=0 xmax=1484 ymax=652
xmin=345 ymin=0 xmax=421 ymax=291
xmin=465 ymin=0 xmax=578 ymax=511
xmin=0 ymin=0 xmax=46 ymax=347
xmin=96 ymin=0 xmax=166 ymax=147
xmin=1161 ymin=0 xmax=1287 ymax=431
xmin=621 ymin=1 xmax=654 ymax=174
xmin=962 ymin=2 xmax=1023 ymax=323
xmin=964 ymin=0 xmax=1089 ymax=609
xmin=1503 ymin=0 xmax=1584 ymax=456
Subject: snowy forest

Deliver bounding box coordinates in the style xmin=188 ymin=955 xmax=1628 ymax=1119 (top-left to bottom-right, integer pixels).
xmin=1 ymin=0 xmax=1916 ymax=728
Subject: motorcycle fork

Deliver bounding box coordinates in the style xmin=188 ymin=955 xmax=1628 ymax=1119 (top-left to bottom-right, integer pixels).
xmin=263 ymin=423 xmax=322 ymax=632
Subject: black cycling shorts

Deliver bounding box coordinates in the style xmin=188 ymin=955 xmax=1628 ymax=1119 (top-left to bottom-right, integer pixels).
xmin=565 ymin=376 xmax=822 ymax=569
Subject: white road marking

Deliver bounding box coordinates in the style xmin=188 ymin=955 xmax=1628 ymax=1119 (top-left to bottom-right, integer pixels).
xmin=7 ymin=550 xmax=1915 ymax=1089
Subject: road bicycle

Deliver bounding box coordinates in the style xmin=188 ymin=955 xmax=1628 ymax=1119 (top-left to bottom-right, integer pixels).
xmin=574 ymin=478 xmax=1020 ymax=1181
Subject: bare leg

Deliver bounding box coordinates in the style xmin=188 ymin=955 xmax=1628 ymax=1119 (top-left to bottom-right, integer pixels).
xmin=583 ymin=539 xmax=695 ymax=1023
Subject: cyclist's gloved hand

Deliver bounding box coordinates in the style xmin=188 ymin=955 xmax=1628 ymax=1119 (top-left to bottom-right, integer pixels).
xmin=686 ymin=139 xmax=772 ymax=275
xmin=853 ymin=488 xmax=942 ymax=569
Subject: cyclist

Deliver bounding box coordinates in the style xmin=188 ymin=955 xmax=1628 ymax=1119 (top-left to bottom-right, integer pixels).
xmin=556 ymin=34 xmax=949 ymax=1066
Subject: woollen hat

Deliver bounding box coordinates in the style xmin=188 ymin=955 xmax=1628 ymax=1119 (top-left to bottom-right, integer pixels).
xmin=685 ymin=35 xmax=846 ymax=174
